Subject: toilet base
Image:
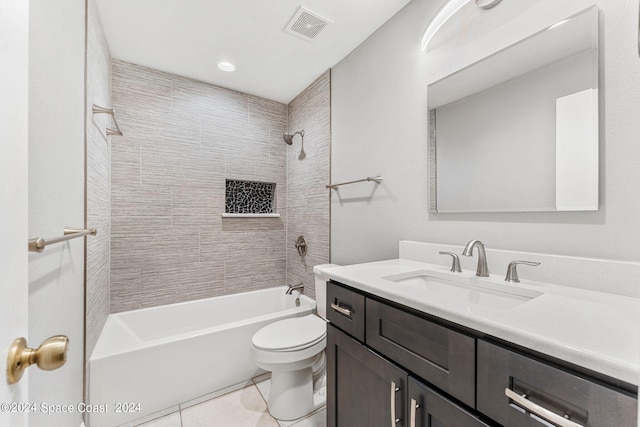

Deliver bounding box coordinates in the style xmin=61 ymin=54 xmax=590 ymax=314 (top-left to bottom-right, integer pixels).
xmin=266 ymin=369 xmax=326 ymax=421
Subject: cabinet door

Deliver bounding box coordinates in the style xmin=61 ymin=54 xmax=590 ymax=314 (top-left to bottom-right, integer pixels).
xmin=327 ymin=324 xmax=408 ymax=427
xmin=477 ymin=340 xmax=638 ymax=427
xmin=408 ymin=378 xmax=492 ymax=427
xmin=366 ymin=299 xmax=476 ymax=407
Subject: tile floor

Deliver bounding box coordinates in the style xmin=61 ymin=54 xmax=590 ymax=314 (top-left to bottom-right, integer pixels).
xmin=122 ymin=374 xmax=326 ymax=427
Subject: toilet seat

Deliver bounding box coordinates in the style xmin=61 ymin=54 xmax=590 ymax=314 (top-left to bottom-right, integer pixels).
xmin=252 ymin=315 xmax=326 ymax=352
xmin=250 ymin=267 xmax=337 ymax=421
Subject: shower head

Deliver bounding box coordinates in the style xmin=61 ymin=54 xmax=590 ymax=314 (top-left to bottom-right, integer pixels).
xmin=283 ymin=130 xmax=304 ymax=145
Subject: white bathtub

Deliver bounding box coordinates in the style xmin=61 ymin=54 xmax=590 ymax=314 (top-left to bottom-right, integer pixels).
xmin=89 ymin=287 xmax=315 ymax=427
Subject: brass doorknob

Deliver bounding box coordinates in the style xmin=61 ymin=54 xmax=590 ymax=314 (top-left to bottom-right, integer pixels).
xmin=6 ymin=335 xmax=69 ymax=385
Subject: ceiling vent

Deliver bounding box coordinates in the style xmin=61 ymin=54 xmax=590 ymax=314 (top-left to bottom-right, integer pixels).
xmin=284 ymin=6 xmax=333 ymax=42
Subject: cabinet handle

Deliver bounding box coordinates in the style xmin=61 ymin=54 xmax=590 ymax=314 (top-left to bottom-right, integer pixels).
xmin=505 ymin=388 xmax=583 ymax=427
xmin=409 ymin=398 xmax=420 ymax=427
xmin=390 ymin=382 xmax=400 ymax=426
xmin=331 ymin=303 xmax=352 ymax=317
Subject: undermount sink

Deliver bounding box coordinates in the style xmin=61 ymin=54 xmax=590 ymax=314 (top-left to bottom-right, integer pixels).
xmin=382 ymin=271 xmax=542 ymax=310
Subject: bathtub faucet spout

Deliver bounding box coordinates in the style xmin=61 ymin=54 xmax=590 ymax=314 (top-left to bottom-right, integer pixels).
xmin=286 ymin=283 xmax=304 ymax=295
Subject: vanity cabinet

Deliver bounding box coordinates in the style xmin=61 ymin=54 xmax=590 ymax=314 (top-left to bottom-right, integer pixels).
xmin=327 ymin=280 xmax=638 ymax=427
xmin=327 ymin=325 xmax=407 ymax=427
xmin=327 ymin=325 xmax=489 ymax=427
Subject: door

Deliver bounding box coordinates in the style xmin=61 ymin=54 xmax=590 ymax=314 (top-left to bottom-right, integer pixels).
xmin=0 ymin=0 xmax=30 ymax=426
xmin=327 ymin=325 xmax=408 ymax=427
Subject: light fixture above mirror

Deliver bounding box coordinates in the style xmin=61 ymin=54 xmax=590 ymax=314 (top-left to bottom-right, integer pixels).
xmin=421 ymin=0 xmax=503 ymax=51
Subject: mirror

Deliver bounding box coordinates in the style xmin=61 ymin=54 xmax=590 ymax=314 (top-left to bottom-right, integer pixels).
xmin=428 ymin=6 xmax=599 ymax=213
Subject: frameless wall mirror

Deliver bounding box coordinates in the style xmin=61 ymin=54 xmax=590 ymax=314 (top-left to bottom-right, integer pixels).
xmin=427 ymin=6 xmax=599 ymax=213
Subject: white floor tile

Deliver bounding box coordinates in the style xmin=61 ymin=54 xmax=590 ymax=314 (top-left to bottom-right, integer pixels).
xmin=254 ymin=377 xmax=271 ymax=403
xmin=121 ymin=406 xmax=180 ymax=427
xmin=255 ymin=377 xmax=326 ymax=427
xmin=180 ymin=379 xmax=254 ymax=410
xmin=135 ymin=411 xmax=182 ymax=427
xmin=287 ymin=408 xmax=326 ymax=427
xmin=181 ymin=385 xmax=279 ymax=427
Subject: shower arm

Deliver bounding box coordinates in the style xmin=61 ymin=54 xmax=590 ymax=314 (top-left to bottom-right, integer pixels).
xmin=283 ymin=130 xmax=305 ymax=145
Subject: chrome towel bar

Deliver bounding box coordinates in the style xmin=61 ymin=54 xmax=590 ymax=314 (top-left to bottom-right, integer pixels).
xmin=326 ymin=176 xmax=382 ymax=190
xmin=92 ymin=104 xmax=123 ymax=136
xmin=28 ymin=227 xmax=97 ymax=253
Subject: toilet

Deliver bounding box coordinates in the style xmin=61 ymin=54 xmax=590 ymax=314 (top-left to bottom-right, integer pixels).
xmin=251 ymin=264 xmax=338 ymax=421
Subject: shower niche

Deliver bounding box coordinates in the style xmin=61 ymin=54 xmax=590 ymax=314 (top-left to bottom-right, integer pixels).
xmin=223 ymin=179 xmax=280 ymax=217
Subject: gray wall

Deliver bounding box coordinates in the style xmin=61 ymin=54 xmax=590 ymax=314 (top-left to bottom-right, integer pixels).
xmin=28 ymin=0 xmax=85 ymax=425
xmin=331 ymin=0 xmax=640 ymax=268
xmin=286 ymin=71 xmax=331 ymax=300
xmin=110 ymin=60 xmax=289 ymax=312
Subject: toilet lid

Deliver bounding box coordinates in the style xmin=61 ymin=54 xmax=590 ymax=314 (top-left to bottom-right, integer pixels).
xmin=252 ymin=315 xmax=326 ymax=351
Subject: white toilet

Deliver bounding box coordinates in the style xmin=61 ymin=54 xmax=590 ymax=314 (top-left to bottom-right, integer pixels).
xmin=251 ymin=264 xmax=338 ymax=421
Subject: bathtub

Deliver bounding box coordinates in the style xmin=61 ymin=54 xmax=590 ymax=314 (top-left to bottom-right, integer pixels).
xmin=89 ymin=287 xmax=315 ymax=427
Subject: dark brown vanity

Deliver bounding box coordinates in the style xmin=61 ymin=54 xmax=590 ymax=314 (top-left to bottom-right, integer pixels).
xmin=326 ymin=281 xmax=638 ymax=427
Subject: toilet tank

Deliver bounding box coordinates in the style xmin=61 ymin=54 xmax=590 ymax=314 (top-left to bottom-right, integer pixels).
xmin=313 ymin=264 xmax=339 ymax=320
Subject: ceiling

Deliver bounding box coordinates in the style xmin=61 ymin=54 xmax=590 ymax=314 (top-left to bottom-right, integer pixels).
xmin=95 ymin=0 xmax=412 ymax=104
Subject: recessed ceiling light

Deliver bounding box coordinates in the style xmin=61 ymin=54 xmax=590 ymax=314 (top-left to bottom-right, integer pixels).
xmin=217 ymin=61 xmax=236 ymax=72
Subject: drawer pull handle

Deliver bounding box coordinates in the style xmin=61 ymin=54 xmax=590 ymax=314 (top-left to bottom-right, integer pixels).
xmin=505 ymin=388 xmax=583 ymax=427
xmin=391 ymin=382 xmax=400 ymax=426
xmin=331 ymin=303 xmax=352 ymax=317
xmin=409 ymin=398 xmax=420 ymax=427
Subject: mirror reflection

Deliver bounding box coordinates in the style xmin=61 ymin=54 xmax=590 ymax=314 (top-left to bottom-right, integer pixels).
xmin=428 ymin=6 xmax=599 ymax=213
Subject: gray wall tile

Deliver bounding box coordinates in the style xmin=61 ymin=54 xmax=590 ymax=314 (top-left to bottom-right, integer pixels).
xmin=110 ymin=60 xmax=289 ymax=311
xmin=93 ymin=59 xmax=330 ymax=314
xmin=85 ymin=0 xmax=111 ymax=360
xmin=286 ymin=71 xmax=332 ymax=300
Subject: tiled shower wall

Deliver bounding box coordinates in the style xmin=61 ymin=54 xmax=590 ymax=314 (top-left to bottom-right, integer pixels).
xmin=85 ymin=0 xmax=111 ymax=359
xmin=110 ymin=60 xmax=288 ymax=312
xmin=286 ymin=72 xmax=331 ymax=300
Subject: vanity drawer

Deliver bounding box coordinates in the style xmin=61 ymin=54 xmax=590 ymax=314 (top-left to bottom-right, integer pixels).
xmin=366 ymin=299 xmax=476 ymax=408
xmin=477 ymin=340 xmax=638 ymax=427
xmin=326 ymin=281 xmax=365 ymax=342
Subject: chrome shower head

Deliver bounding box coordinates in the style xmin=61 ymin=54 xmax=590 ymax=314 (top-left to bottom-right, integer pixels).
xmin=283 ymin=130 xmax=304 ymax=145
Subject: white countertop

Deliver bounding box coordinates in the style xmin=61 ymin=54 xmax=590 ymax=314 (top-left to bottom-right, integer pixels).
xmin=323 ymin=259 xmax=640 ymax=386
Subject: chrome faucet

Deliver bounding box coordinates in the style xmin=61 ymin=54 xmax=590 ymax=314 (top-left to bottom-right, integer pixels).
xmin=286 ymin=283 xmax=304 ymax=295
xmin=462 ymin=240 xmax=489 ymax=277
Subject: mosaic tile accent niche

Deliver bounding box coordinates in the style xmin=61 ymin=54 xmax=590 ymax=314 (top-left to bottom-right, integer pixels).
xmin=225 ymin=179 xmax=276 ymax=214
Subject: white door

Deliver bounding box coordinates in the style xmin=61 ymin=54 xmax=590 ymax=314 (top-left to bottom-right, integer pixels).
xmin=0 ymin=0 xmax=30 ymax=426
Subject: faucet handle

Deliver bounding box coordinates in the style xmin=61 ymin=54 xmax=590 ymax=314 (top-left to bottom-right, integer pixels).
xmin=439 ymin=251 xmax=462 ymax=273
xmin=505 ymin=260 xmax=540 ymax=283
